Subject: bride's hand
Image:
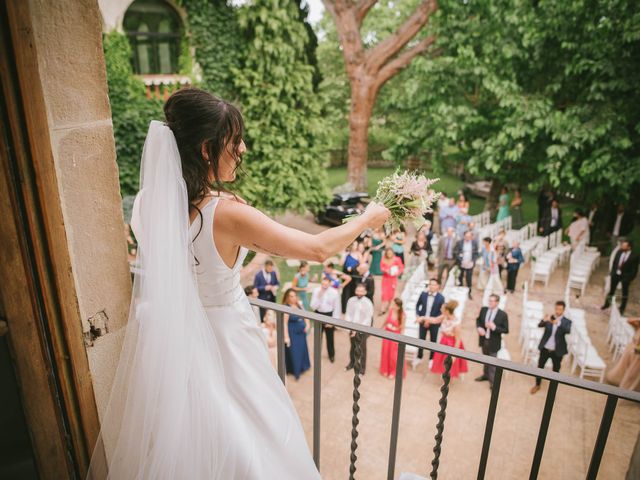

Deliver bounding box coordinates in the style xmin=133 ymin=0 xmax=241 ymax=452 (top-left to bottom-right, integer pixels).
xmin=363 ymin=202 xmax=391 ymax=230
xmin=284 ymin=337 xmax=291 ymax=346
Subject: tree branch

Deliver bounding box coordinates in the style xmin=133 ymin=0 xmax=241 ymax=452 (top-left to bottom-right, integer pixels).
xmin=366 ymin=0 xmax=437 ymax=74
xmin=356 ymin=0 xmax=378 ymax=25
xmin=374 ymin=35 xmax=436 ymax=89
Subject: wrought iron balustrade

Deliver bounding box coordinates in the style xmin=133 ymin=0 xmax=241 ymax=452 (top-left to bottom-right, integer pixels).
xmin=248 ymin=297 xmax=640 ymax=480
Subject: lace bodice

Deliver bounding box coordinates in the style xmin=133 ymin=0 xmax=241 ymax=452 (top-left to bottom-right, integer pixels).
xmin=189 ymin=197 xmax=249 ymax=307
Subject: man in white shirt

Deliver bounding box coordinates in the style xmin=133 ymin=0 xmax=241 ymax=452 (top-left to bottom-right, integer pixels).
xmin=539 ymin=199 xmax=563 ymax=235
xmin=530 ymin=301 xmax=572 ymax=394
xmin=310 ymin=277 xmax=342 ymax=363
xmin=475 ymin=294 xmax=509 ymax=388
xmin=344 ymin=284 xmax=374 ymax=374
xmin=454 ymin=231 xmax=479 ymax=298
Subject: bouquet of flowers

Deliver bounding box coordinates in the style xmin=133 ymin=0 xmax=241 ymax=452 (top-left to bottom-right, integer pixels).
xmin=346 ymin=169 xmax=440 ymax=233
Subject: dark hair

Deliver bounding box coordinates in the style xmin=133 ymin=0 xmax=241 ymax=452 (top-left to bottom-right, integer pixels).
xmin=164 ymin=87 xmax=245 ymax=206
xmin=325 ymin=262 xmax=334 ymax=269
xmin=264 ymin=259 xmax=274 ymax=267
xmin=244 ymin=285 xmax=255 ymax=295
xmin=489 ymin=294 xmax=500 ymax=303
xmin=298 ymin=260 xmax=308 ymax=271
xmin=429 ymin=278 xmax=440 ymax=285
xmin=355 ymin=282 xmax=368 ymax=291
xmin=555 ymin=300 xmax=566 ymax=309
xmin=622 ymin=239 xmax=633 ymax=248
xmin=282 ymin=288 xmax=297 ymax=305
xmin=483 ymin=237 xmax=492 ymax=243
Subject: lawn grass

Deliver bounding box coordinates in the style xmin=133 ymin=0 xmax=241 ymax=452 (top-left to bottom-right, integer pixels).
xmin=327 ymin=166 xmax=577 ymax=226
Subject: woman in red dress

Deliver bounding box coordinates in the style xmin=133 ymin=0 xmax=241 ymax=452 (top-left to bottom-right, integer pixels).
xmin=379 ymin=247 xmax=404 ymax=315
xmin=430 ymin=300 xmax=468 ymax=378
xmin=380 ymin=298 xmax=407 ymax=379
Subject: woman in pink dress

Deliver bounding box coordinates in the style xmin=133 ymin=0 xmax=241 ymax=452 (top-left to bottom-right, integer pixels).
xmin=431 ymin=300 xmax=468 ymax=378
xmin=380 ymin=298 xmax=407 ymax=379
xmin=380 ymin=247 xmax=404 ymax=315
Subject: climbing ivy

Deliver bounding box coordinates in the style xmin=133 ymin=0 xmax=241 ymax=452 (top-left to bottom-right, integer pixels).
xmin=178 ymin=0 xmax=245 ymax=100
xmin=232 ymin=0 xmax=330 ymax=214
xmin=103 ymin=32 xmax=163 ymax=195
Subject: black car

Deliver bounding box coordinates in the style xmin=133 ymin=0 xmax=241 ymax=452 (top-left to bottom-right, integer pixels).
xmin=315 ymin=192 xmax=370 ymax=226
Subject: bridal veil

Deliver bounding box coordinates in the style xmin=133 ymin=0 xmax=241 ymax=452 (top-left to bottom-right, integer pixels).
xmin=87 ymin=121 xmax=232 ymax=479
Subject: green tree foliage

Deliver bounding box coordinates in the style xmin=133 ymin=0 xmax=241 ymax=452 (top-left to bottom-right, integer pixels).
xmin=103 ymin=32 xmax=164 ymax=195
xmin=233 ymin=0 xmax=330 ymax=213
xmin=384 ymin=0 xmax=640 ymax=201
xmin=179 ymin=0 xmax=245 ymax=100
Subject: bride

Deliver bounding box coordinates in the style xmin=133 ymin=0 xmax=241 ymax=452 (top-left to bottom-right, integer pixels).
xmin=87 ymin=87 xmax=390 ymax=479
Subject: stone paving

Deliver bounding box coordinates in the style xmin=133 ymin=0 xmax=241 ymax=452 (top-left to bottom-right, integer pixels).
xmin=282 ymin=261 xmax=639 ymax=480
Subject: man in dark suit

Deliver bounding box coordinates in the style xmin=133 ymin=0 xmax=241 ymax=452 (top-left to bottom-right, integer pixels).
xmin=412 ymin=278 xmax=445 ymax=369
xmin=454 ymin=230 xmax=479 ymax=298
xmin=530 ymin=301 xmax=572 ymax=394
xmin=539 ymin=199 xmax=563 ymax=236
xmin=601 ymin=240 xmax=639 ymax=315
xmin=475 ymin=294 xmax=509 ymax=388
xmin=253 ymin=259 xmax=280 ymax=321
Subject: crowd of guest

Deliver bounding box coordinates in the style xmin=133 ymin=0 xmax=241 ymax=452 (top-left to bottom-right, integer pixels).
xmin=239 ymin=186 xmax=637 ymax=392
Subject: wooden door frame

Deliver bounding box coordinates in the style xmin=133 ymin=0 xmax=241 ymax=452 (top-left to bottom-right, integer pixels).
xmin=0 ymin=1 xmax=102 ymax=477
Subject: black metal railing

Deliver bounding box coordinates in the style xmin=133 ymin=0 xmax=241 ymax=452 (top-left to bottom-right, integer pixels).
xmin=249 ymin=297 xmax=640 ymax=480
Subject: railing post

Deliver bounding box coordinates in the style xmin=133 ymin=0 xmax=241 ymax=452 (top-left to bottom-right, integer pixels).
xmin=275 ymin=310 xmax=286 ymax=385
xmin=313 ymin=319 xmax=322 ymax=470
xmin=387 ymin=343 xmax=406 ymax=480
xmin=529 ymin=380 xmax=558 ymax=480
xmin=430 ymin=354 xmax=452 ymax=479
xmin=586 ymin=395 xmax=618 ymax=480
xmin=348 ymin=331 xmax=364 ymax=480
xmin=477 ymin=368 xmax=503 ymax=480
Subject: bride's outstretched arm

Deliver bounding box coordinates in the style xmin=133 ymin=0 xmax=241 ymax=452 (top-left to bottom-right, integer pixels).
xmin=215 ymin=198 xmax=390 ymax=263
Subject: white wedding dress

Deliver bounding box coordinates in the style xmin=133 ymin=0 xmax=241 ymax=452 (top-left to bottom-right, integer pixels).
xmin=87 ymin=121 xmax=320 ymax=479
xmin=187 ymin=196 xmax=321 ymax=479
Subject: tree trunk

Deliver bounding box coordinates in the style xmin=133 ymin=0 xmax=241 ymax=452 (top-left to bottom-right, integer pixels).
xmin=347 ymin=84 xmax=375 ymax=191
xmin=485 ymin=178 xmax=503 ymax=220
xmin=323 ymin=0 xmax=438 ymax=192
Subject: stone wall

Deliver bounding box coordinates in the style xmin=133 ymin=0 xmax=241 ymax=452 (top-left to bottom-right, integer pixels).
xmin=28 ymin=0 xmax=132 ymax=419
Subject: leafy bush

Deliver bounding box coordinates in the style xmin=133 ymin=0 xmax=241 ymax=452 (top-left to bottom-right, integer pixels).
xmin=103 ymin=32 xmax=164 ymax=196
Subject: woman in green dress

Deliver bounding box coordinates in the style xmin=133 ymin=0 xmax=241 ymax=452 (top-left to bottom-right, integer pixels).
xmin=292 ymin=261 xmax=311 ymax=310
xmin=496 ymin=186 xmax=511 ymax=221
xmin=370 ymin=228 xmax=385 ymax=276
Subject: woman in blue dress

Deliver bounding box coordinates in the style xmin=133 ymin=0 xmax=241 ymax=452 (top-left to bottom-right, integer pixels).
xmin=292 ymin=261 xmax=311 ymax=310
xmin=496 ymin=186 xmax=510 ymax=221
xmin=283 ymin=289 xmax=311 ymax=380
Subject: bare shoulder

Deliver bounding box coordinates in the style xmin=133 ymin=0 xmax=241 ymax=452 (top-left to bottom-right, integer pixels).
xmin=215 ymin=195 xmax=259 ymax=227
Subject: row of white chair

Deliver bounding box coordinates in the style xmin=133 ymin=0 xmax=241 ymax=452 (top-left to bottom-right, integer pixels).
xmin=563 ymin=290 xmax=606 ymax=382
xmin=606 ymin=300 xmax=634 ymax=362
xmin=529 ymin=230 xmax=572 ymax=287
xmin=470 ymin=211 xmax=491 ymax=228
xmin=566 ymin=240 xmax=601 ymax=296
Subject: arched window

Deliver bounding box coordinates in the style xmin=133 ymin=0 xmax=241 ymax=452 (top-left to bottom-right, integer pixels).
xmin=123 ymin=0 xmax=182 ymax=75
